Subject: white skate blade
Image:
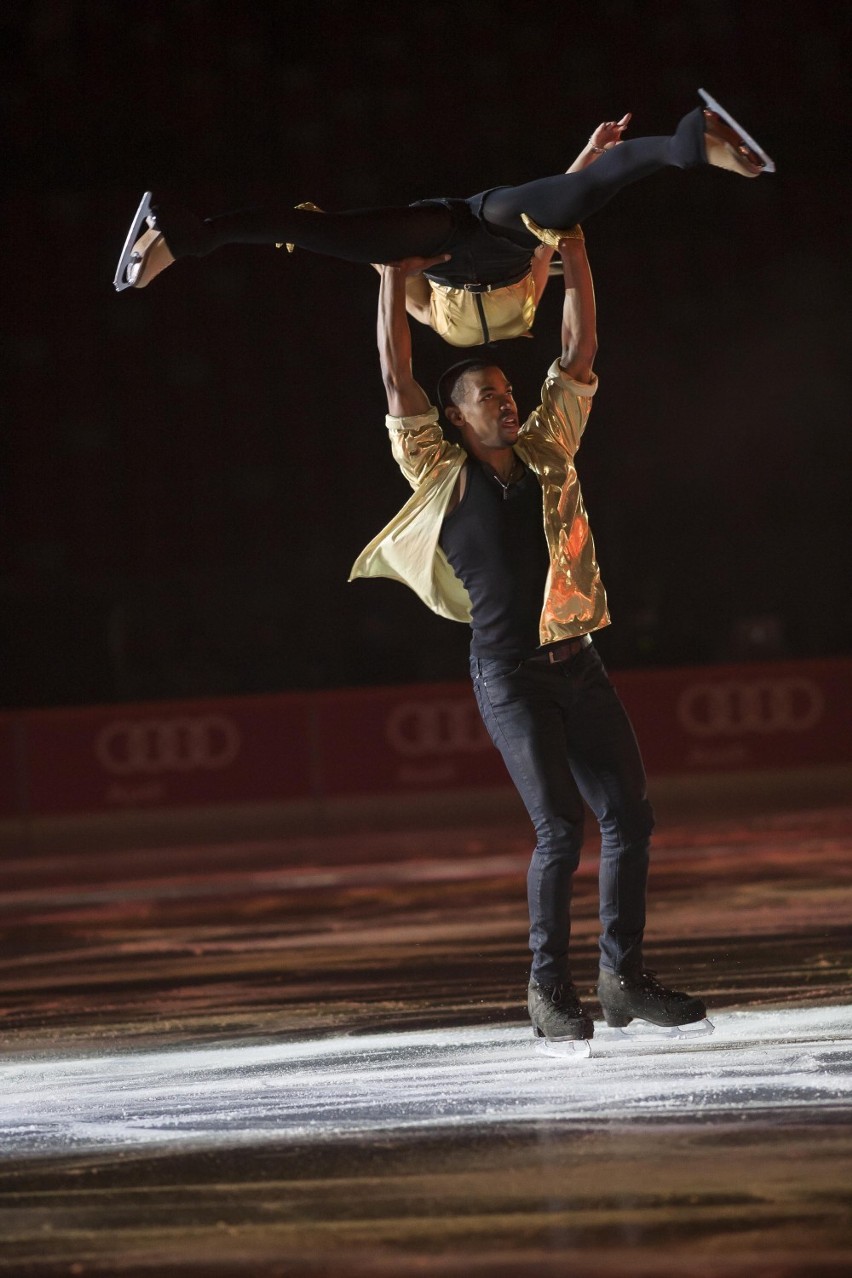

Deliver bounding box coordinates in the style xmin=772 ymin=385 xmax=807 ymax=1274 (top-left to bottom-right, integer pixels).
xmin=113 ymin=190 xmax=154 ymax=291
xmin=698 ymin=89 xmax=775 ymax=173
xmin=534 ymin=1036 xmax=592 ymax=1059
xmin=607 ymin=1017 xmax=715 ymax=1043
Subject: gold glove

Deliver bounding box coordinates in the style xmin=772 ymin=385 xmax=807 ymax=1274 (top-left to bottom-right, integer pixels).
xmin=521 ymin=214 xmax=584 ymax=248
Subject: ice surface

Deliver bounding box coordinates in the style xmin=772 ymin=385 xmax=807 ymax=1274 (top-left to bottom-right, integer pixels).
xmin=1 ymin=1004 xmax=849 ymax=1158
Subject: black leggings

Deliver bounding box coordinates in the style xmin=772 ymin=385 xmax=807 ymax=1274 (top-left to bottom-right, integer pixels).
xmin=198 ymin=109 xmax=705 ymax=265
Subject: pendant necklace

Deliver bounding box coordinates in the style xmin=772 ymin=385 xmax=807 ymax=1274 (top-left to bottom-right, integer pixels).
xmin=489 ymin=459 xmax=522 ymax=500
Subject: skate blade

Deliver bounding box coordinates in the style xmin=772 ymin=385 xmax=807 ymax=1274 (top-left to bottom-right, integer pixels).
xmin=607 ymin=1017 xmax=715 ymax=1043
xmin=114 ymin=191 xmax=154 ymax=291
xmin=698 ymin=89 xmax=775 ymax=173
xmin=534 ymin=1036 xmax=592 ymax=1059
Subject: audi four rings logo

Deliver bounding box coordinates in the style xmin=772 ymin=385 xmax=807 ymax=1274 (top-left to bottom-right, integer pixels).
xmin=385 ymin=700 xmax=490 ymax=757
xmin=95 ymin=715 xmax=242 ymax=775
xmin=676 ymin=678 xmax=824 ymax=738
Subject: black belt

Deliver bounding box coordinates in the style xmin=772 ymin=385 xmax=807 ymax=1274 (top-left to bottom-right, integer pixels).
xmin=426 ymin=266 xmax=532 ymax=293
xmin=529 ymin=634 xmax=592 ymax=665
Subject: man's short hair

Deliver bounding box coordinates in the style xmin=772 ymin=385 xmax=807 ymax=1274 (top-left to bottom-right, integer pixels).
xmin=436 ymin=359 xmax=496 ymax=417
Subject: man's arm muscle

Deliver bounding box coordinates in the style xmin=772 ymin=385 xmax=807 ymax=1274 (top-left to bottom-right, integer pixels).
xmin=378 ymin=257 xmax=447 ymax=416
xmin=558 ymin=236 xmax=597 ymax=384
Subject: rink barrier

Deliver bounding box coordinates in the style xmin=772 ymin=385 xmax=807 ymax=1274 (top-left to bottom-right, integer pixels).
xmin=0 ymin=657 xmax=849 ymax=818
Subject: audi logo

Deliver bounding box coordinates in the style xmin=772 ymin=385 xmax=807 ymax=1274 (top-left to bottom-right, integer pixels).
xmin=677 ymin=678 xmax=824 ymax=738
xmin=95 ymin=715 xmax=242 ymax=775
xmin=385 ymin=700 xmax=490 ymax=758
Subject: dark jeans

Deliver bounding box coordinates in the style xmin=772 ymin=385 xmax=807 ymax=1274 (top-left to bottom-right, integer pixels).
xmin=471 ymin=642 xmax=654 ymax=986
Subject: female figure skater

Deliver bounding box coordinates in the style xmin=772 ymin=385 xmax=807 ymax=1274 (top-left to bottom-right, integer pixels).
xmin=114 ymin=89 xmax=773 ymax=347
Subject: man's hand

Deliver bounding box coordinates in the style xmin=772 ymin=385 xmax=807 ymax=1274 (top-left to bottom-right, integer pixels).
xmin=382 ymin=253 xmax=451 ymax=277
xmin=374 ymin=254 xmax=451 ymax=330
xmin=588 ymin=113 xmax=632 ymax=153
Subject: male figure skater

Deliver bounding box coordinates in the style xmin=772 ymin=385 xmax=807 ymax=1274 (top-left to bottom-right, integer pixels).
xmin=115 ymin=90 xmax=772 ymax=349
xmin=349 ymin=233 xmax=707 ymax=1043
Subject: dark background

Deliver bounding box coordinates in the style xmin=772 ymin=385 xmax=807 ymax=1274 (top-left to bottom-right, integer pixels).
xmin=2 ymin=0 xmax=850 ymax=710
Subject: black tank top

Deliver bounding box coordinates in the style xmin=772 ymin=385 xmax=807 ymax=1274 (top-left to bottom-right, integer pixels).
xmin=439 ymin=458 xmax=549 ymax=659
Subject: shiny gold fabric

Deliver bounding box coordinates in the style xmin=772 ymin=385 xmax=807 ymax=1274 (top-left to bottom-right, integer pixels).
xmin=428 ymin=273 xmax=537 ymax=347
xmin=349 ymin=361 xmax=610 ymax=644
xmin=520 ymin=214 xmax=584 ymax=248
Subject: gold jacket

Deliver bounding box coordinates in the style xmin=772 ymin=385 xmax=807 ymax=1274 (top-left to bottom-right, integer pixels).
xmin=349 ymin=360 xmax=610 ymax=645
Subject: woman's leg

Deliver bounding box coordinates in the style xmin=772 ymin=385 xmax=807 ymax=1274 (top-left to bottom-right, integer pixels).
xmin=205 ymin=201 xmax=460 ymax=262
xmin=209 ymin=112 xmax=699 ymax=268
xmin=118 ymin=195 xmax=461 ymax=290
xmin=481 ymin=108 xmax=706 ymax=247
xmin=162 ymin=200 xmax=458 ymax=264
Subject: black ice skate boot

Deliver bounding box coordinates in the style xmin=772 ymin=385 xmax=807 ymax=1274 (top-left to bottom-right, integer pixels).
xmin=597 ymin=968 xmax=706 ymax=1029
xmin=528 ymin=978 xmax=594 ymax=1042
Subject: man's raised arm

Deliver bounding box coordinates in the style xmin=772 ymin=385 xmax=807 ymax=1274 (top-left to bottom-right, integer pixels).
xmin=530 ymin=113 xmax=631 ymax=304
xmin=378 ymin=256 xmax=449 ymax=416
xmin=557 ymin=231 xmax=597 ymax=385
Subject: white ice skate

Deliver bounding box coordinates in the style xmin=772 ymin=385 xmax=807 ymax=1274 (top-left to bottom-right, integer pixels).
xmin=534 ymin=1034 xmax=593 ymax=1060
xmin=699 ymin=88 xmax=776 ymax=174
xmin=602 ymin=1016 xmax=716 ymax=1044
xmin=113 ymin=191 xmax=156 ymax=291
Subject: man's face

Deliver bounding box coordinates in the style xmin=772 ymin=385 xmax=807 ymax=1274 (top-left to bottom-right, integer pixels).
xmin=453 ymin=367 xmax=519 ymax=451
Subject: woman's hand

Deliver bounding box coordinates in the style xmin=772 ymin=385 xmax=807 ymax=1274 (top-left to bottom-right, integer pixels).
xmin=588 ymin=113 xmax=632 ymax=152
